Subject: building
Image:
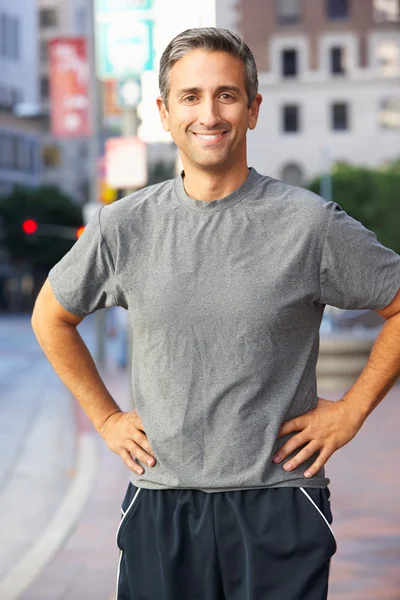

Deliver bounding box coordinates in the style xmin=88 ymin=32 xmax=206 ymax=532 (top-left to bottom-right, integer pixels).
xmin=216 ymin=0 xmax=400 ymax=185
xmin=0 ymin=0 xmax=42 ymax=196
xmin=39 ymin=0 xmax=90 ymax=203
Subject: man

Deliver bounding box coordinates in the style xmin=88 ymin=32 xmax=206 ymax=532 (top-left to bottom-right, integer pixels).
xmin=32 ymin=28 xmax=400 ymax=600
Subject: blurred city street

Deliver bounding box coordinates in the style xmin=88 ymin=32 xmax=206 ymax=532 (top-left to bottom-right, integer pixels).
xmin=0 ymin=314 xmax=399 ymax=599
xmin=0 ymin=1 xmax=399 ymax=598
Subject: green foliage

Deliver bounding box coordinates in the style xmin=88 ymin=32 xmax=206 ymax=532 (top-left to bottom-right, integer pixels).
xmin=307 ymin=159 xmax=400 ymax=254
xmin=147 ymin=161 xmax=176 ymax=185
xmin=0 ymin=185 xmax=83 ymax=271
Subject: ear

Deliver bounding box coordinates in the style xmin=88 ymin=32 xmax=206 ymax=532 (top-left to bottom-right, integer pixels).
xmin=248 ymin=94 xmax=263 ymax=131
xmin=156 ymin=96 xmax=170 ymax=132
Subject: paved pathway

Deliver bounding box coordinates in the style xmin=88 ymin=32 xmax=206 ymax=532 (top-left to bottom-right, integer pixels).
xmin=0 ymin=315 xmax=399 ymax=599
xmin=0 ymin=317 xmax=76 ymax=585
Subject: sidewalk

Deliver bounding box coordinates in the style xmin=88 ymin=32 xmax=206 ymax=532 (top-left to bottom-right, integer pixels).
xmin=17 ymin=366 xmax=131 ymax=600
xmin=1 ymin=316 xmax=399 ymax=599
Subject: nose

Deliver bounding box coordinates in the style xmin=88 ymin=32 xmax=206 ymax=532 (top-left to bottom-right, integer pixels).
xmin=198 ymin=99 xmax=221 ymax=129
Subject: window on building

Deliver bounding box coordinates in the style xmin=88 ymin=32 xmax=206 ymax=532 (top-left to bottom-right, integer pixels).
xmin=40 ymin=8 xmax=58 ymax=28
xmin=5 ymin=14 xmax=13 ymax=58
xmin=276 ymin=0 xmax=301 ymax=24
xmin=0 ymin=135 xmax=5 ymax=169
xmin=282 ymin=49 xmax=298 ymax=77
xmin=0 ymin=135 xmax=11 ymax=169
xmin=29 ymin=142 xmax=38 ymax=173
xmin=373 ymin=0 xmax=399 ymax=22
xmin=283 ymin=105 xmax=300 ymax=132
xmin=332 ymin=102 xmax=349 ymax=130
xmin=15 ymin=138 xmax=25 ymax=170
xmin=42 ymin=144 xmax=61 ymax=168
xmin=10 ymin=89 xmax=20 ymax=106
xmin=13 ymin=18 xmax=20 ymax=60
xmin=331 ymin=47 xmax=346 ymax=74
xmin=327 ymin=0 xmax=349 ymax=19
xmin=11 ymin=136 xmax=19 ymax=170
xmin=75 ymin=7 xmax=87 ymax=34
xmin=0 ymin=14 xmax=6 ymax=57
xmin=281 ymin=163 xmax=304 ymax=186
xmin=379 ymin=98 xmax=400 ymax=128
xmin=377 ymin=41 xmax=400 ymax=77
xmin=40 ymin=76 xmax=50 ymax=99
xmin=40 ymin=40 xmax=48 ymax=62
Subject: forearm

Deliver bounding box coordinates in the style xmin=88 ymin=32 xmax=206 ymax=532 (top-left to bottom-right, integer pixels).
xmin=342 ymin=312 xmax=400 ymax=422
xmin=32 ymin=315 xmax=121 ymax=435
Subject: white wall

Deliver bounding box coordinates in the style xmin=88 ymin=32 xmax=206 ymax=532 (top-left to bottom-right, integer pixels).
xmin=250 ymin=75 xmax=400 ymax=183
xmin=249 ymin=30 xmax=400 ymax=182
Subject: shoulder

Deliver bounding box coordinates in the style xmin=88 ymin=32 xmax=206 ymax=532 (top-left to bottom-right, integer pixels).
xmin=254 ymin=172 xmax=335 ymax=227
xmin=99 ymin=178 xmax=175 ymax=228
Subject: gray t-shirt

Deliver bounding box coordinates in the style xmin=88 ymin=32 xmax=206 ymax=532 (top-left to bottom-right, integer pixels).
xmin=48 ymin=168 xmax=400 ymax=492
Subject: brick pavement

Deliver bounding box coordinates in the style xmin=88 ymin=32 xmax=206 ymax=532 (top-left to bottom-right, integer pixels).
xmin=19 ymin=366 xmax=400 ymax=599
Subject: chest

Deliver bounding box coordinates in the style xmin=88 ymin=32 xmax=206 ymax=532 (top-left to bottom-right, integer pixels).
xmin=115 ymin=212 xmax=321 ymax=329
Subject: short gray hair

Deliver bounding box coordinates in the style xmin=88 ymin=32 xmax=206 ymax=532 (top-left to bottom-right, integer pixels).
xmin=158 ymin=27 xmax=258 ymax=109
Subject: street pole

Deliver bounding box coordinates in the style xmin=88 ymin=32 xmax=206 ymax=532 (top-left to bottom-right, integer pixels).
xmin=87 ymin=0 xmax=106 ymax=370
xmin=122 ymin=103 xmax=139 ymax=404
xmin=320 ymin=146 xmax=332 ymax=203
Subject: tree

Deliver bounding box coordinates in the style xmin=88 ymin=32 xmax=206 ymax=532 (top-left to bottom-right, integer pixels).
xmin=306 ymin=159 xmax=400 ymax=254
xmin=147 ymin=161 xmax=176 ymax=185
xmin=0 ymin=185 xmax=83 ymax=272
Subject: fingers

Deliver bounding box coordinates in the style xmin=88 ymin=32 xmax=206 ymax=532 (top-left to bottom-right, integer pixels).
xmin=273 ymin=439 xmax=332 ymax=479
xmin=278 ymin=440 xmax=321 ymax=472
xmin=104 ymin=411 xmax=158 ymax=474
xmin=273 ymin=433 xmax=308 ymax=464
xmin=277 ymin=415 xmax=308 ymax=438
xmin=134 ymin=429 xmax=156 ymax=459
xmin=303 ymin=450 xmax=330 ymax=479
xmin=120 ymin=449 xmax=143 ymax=474
xmin=132 ymin=409 xmax=146 ymax=432
xmin=126 ymin=439 xmax=156 ymax=469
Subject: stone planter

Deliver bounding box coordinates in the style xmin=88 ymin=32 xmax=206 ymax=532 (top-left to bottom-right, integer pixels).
xmin=316 ymin=330 xmax=379 ymax=391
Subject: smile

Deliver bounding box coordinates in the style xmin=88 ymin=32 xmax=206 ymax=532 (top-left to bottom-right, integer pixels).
xmin=192 ymin=131 xmax=229 ymax=143
xmin=195 ymin=132 xmax=226 ymax=139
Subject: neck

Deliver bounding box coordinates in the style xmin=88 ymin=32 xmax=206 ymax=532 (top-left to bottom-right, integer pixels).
xmin=181 ymin=162 xmax=250 ymax=202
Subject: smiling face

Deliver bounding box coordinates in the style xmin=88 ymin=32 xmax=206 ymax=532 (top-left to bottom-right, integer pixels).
xmin=157 ymin=49 xmax=262 ymax=174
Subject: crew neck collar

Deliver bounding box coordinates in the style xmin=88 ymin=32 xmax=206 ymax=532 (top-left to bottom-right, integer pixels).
xmin=174 ymin=167 xmax=262 ymax=212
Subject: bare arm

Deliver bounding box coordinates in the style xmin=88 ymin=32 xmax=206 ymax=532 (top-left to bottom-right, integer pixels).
xmin=31 ymin=279 xmax=156 ymax=474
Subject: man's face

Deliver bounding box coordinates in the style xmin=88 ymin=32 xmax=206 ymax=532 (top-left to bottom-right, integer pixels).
xmin=157 ymin=49 xmax=262 ymax=172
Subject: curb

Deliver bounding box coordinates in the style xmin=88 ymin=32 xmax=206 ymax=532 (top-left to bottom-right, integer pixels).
xmin=0 ymin=433 xmax=98 ymax=600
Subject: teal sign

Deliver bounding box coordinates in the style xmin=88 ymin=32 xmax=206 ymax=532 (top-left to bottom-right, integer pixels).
xmin=95 ymin=0 xmax=154 ymax=80
xmin=96 ymin=1 xmax=153 ymax=12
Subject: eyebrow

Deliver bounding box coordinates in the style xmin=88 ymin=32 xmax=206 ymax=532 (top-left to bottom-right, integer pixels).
xmin=176 ymin=85 xmax=243 ymax=97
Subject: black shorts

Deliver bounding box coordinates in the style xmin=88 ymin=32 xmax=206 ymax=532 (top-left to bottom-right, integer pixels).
xmin=116 ymin=483 xmax=337 ymax=600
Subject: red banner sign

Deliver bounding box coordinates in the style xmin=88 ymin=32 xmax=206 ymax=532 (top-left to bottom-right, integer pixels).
xmin=49 ymin=38 xmax=90 ymax=137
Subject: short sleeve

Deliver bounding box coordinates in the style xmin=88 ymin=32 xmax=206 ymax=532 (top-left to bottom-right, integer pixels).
xmin=48 ymin=206 xmax=117 ymax=316
xmin=319 ymin=202 xmax=400 ymax=310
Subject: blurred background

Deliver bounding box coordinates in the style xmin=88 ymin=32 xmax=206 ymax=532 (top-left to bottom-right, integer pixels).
xmin=0 ymin=1 xmax=399 ymax=599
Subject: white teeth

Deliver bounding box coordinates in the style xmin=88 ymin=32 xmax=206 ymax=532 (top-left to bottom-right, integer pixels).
xmin=196 ymin=133 xmax=224 ymax=140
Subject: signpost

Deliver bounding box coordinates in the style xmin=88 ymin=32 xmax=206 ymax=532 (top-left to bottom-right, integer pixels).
xmin=94 ymin=0 xmax=153 ymax=388
xmin=48 ymin=38 xmax=90 ymax=137
xmin=105 ymin=137 xmax=147 ymax=189
xmin=94 ymin=0 xmax=154 ymax=81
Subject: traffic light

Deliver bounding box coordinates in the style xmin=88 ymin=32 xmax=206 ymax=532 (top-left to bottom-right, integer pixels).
xmin=76 ymin=226 xmax=85 ymax=239
xmin=22 ymin=219 xmax=38 ymax=234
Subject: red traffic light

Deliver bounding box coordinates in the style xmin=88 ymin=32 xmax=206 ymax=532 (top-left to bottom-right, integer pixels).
xmin=22 ymin=219 xmax=38 ymax=234
xmin=76 ymin=226 xmax=85 ymax=239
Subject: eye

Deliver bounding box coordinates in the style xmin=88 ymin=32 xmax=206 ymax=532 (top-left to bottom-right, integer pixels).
xmin=220 ymin=93 xmax=234 ymax=101
xmin=184 ymin=95 xmax=197 ymax=103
